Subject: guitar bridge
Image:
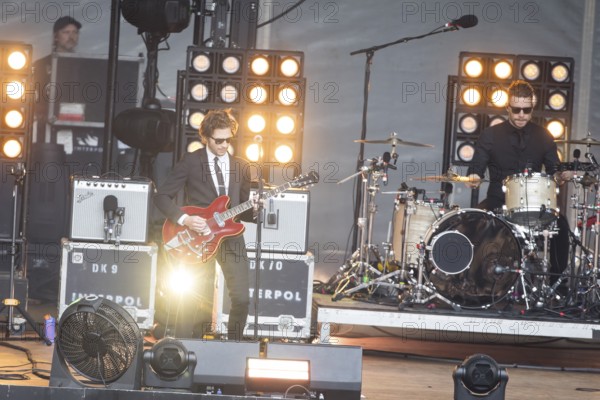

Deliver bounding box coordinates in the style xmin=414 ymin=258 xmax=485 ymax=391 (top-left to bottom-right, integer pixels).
xmin=164 ymin=229 xmax=194 ymax=251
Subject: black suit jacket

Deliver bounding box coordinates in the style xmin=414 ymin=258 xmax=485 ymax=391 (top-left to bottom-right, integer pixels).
xmin=154 ymin=148 xmax=253 ymax=223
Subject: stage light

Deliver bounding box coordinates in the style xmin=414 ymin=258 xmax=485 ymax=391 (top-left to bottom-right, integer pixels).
xmin=276 ymin=115 xmax=295 ymax=134
xmin=4 ymin=109 xmax=24 ymax=129
xmin=489 ymin=88 xmax=508 ymax=107
xmin=462 ymin=87 xmax=481 ymax=106
xmin=464 ymin=58 xmax=483 ymax=78
xmin=7 ymin=50 xmax=27 ymax=70
xmin=188 ymin=111 xmax=205 ymax=130
xmin=278 ymin=85 xmax=299 ymax=106
xmin=191 ymin=83 xmax=209 ymax=102
xmin=280 ymin=57 xmax=300 ymax=77
xmin=274 ymin=144 xmax=294 ymax=163
xmin=169 ymin=266 xmax=194 ymax=294
xmin=245 ymin=143 xmax=262 ymax=162
xmin=493 ymin=60 xmax=512 ymax=80
xmin=248 ymin=114 xmax=266 ymax=133
xmin=550 ymin=63 xmax=569 ymax=82
xmin=548 ymin=91 xmax=566 ymax=111
xmin=192 ymin=54 xmax=211 ymax=73
xmin=459 ymin=114 xmax=478 ymax=134
xmin=222 ymin=56 xmax=241 ymax=74
xmin=248 ymin=84 xmax=268 ymax=104
xmin=453 ymin=354 xmax=508 ymax=400
xmin=187 ymin=141 xmax=203 ymax=153
xmin=121 ymin=0 xmax=190 ymax=34
xmin=457 ymin=142 xmax=475 ymax=162
xmin=521 ymin=61 xmax=540 ymax=81
xmin=245 ymin=357 xmax=310 ymax=394
xmin=2 ymin=138 xmax=23 ymax=159
xmin=5 ymin=80 xmax=25 ymax=100
xmin=143 ymin=339 xmax=197 ymax=390
xmin=251 ymin=56 xmax=270 ymax=76
xmin=546 ymin=119 xmax=565 ymax=139
xmin=220 ymin=84 xmax=238 ymax=103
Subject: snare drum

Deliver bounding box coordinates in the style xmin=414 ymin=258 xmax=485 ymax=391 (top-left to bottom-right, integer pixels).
xmin=503 ymin=172 xmax=559 ymax=228
xmin=392 ymin=200 xmax=444 ymax=266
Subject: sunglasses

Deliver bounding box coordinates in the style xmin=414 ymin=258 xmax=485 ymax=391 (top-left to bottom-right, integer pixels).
xmin=210 ymin=137 xmax=233 ymax=145
xmin=508 ymin=106 xmax=533 ymax=114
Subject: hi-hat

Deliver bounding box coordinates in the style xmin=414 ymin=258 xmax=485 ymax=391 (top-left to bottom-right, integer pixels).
xmin=555 ymin=136 xmax=600 ymax=146
xmin=354 ymin=132 xmax=433 ymax=148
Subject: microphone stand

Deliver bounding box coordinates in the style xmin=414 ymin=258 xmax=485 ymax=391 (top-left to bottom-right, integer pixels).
xmin=350 ymin=24 xmax=460 ymax=252
xmin=252 ymin=145 xmax=265 ymax=341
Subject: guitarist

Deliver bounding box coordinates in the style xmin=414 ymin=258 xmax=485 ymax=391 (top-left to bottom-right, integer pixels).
xmin=154 ymin=109 xmax=256 ymax=341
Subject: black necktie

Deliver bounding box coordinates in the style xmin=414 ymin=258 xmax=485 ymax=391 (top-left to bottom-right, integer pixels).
xmin=214 ymin=156 xmax=226 ymax=196
xmin=516 ymin=129 xmax=526 ymax=150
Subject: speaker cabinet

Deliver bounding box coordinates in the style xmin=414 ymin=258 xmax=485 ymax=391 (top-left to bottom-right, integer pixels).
xmin=69 ymin=176 xmax=153 ymax=243
xmin=242 ymin=188 xmax=309 ymax=253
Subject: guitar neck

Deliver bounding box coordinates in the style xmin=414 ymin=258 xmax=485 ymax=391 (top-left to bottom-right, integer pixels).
xmin=219 ymin=182 xmax=293 ymax=222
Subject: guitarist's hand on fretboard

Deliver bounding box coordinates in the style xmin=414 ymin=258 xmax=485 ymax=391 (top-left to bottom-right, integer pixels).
xmin=183 ymin=215 xmax=211 ymax=235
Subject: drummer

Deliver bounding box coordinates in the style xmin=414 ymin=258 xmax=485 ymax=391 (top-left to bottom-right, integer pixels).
xmin=464 ymin=79 xmax=572 ymax=281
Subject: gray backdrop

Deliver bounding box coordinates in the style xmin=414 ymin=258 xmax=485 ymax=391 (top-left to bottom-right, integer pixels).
xmin=4 ymin=0 xmax=598 ymax=281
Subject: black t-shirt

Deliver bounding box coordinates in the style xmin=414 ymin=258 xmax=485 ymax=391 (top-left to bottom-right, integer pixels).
xmin=467 ymin=120 xmax=560 ymax=204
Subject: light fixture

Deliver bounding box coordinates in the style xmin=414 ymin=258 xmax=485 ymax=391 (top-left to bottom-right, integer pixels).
xmin=143 ymin=338 xmax=197 ymax=390
xmin=453 ymin=354 xmax=508 ymax=400
xmin=251 ymin=56 xmax=270 ymax=76
xmin=4 ymin=109 xmax=24 ymax=129
xmin=113 ymin=108 xmax=175 ymax=153
xmin=278 ymin=85 xmax=299 ymax=106
xmin=245 ymin=143 xmax=262 ymax=162
xmin=191 ymin=83 xmax=209 ymax=102
xmin=247 ymin=84 xmax=268 ymax=104
xmin=457 ymin=142 xmax=475 ymax=162
xmin=188 ymin=111 xmax=205 ymax=130
xmin=5 ymin=80 xmax=25 ymax=100
xmin=276 ymin=115 xmax=295 ymax=134
xmin=220 ymin=84 xmax=238 ymax=103
xmin=488 ymin=115 xmax=505 ymax=126
xmin=489 ymin=88 xmax=508 ymax=107
xmin=222 ymin=56 xmax=241 ymax=74
xmin=2 ymin=138 xmax=23 ymax=159
xmin=7 ymin=50 xmax=28 ymax=70
xmin=121 ymin=0 xmax=190 ymax=34
xmin=245 ymin=357 xmax=309 ymax=394
xmin=464 ymin=58 xmax=483 ymax=78
xmin=274 ymin=144 xmax=294 ymax=163
xmin=192 ymin=54 xmax=211 ymax=73
xmin=280 ymin=57 xmax=300 ymax=77
xmin=247 ymin=114 xmax=266 ymax=133
xmin=458 ymin=114 xmax=478 ymax=134
xmin=461 ymin=87 xmax=482 ymax=106
xmin=521 ymin=61 xmax=540 ymax=81
xmin=493 ymin=60 xmax=512 ymax=80
xmin=547 ymin=91 xmax=566 ymax=111
xmin=168 ymin=265 xmax=195 ymax=294
xmin=546 ymin=119 xmax=565 ymax=139
xmin=550 ymin=62 xmax=569 ymax=82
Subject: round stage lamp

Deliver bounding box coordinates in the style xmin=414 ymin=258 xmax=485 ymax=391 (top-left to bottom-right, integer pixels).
xmin=462 ymin=87 xmax=481 ymax=106
xmin=187 ymin=140 xmax=203 ymax=153
xmin=546 ymin=120 xmax=565 ymax=139
xmin=220 ymin=84 xmax=238 ymax=103
xmin=5 ymin=109 xmax=24 ymax=129
xmin=247 ymin=114 xmax=266 ymax=133
xmin=493 ymin=60 xmax=512 ymax=80
xmin=457 ymin=142 xmax=475 ymax=162
xmin=169 ymin=266 xmax=194 ymax=294
xmin=489 ymin=89 xmax=508 ymax=108
xmin=278 ymin=85 xmax=299 ymax=106
xmin=548 ymin=91 xmax=566 ymax=111
xmin=2 ymin=139 xmax=23 ymax=159
xmin=248 ymin=84 xmax=268 ymax=104
xmin=280 ymin=57 xmax=300 ymax=77
xmin=190 ymin=83 xmax=209 ymax=102
xmin=147 ymin=338 xmax=195 ymax=380
xmin=521 ymin=61 xmax=540 ymax=81
xmin=222 ymin=56 xmax=241 ymax=74
xmin=276 ymin=115 xmax=295 ymax=134
xmin=7 ymin=50 xmax=27 ymax=70
xmin=251 ymin=56 xmax=270 ymax=76
xmin=459 ymin=114 xmax=478 ymax=134
xmin=245 ymin=143 xmax=262 ymax=162
xmin=489 ymin=115 xmax=505 ymax=127
xmin=6 ymin=81 xmax=25 ymax=100
xmin=274 ymin=144 xmax=293 ymax=163
xmin=551 ymin=63 xmax=569 ymax=82
xmin=464 ymin=58 xmax=483 ymax=78
xmin=453 ymin=354 xmax=508 ymax=399
xmin=188 ymin=111 xmax=205 ymax=130
xmin=192 ymin=54 xmax=210 ymax=73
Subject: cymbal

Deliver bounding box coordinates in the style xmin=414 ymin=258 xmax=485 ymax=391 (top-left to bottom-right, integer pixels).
xmin=555 ymin=136 xmax=600 ymax=146
xmin=354 ymin=132 xmax=434 ymax=148
xmin=410 ymin=174 xmax=488 ymax=183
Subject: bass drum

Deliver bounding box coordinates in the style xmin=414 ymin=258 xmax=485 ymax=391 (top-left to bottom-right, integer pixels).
xmin=424 ymin=208 xmax=522 ymax=308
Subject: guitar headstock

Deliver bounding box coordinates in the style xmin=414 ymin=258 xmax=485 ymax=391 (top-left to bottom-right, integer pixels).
xmin=291 ymin=170 xmax=319 ymax=188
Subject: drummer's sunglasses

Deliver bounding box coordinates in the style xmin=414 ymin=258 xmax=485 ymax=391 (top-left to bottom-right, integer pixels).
xmin=508 ymin=106 xmax=533 ymax=114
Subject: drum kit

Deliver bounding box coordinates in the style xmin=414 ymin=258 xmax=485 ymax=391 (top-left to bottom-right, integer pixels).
xmin=330 ymin=132 xmax=600 ymax=317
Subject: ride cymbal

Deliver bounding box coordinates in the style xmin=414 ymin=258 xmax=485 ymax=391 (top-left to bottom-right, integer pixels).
xmin=354 ymin=132 xmax=434 ymax=147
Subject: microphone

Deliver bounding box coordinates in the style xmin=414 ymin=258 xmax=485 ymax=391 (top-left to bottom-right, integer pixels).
xmin=444 ymin=14 xmax=478 ymax=29
xmin=586 ymin=152 xmax=599 ymax=169
xmin=573 ymin=149 xmax=581 ymax=171
xmin=382 ymin=151 xmax=391 ymax=186
xmin=103 ymin=195 xmax=118 ymax=241
xmin=539 ymin=204 xmax=546 ymax=219
xmin=253 ymin=135 xmax=263 ymax=143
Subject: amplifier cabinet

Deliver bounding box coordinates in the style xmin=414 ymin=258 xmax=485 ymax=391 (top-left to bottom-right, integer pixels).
xmin=69 ymin=176 xmax=153 ymax=243
xmin=213 ymin=252 xmax=314 ymax=340
xmin=242 ymin=189 xmax=310 ymax=254
xmin=59 ymin=239 xmax=157 ymax=330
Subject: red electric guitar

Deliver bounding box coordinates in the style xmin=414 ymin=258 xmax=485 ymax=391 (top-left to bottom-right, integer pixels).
xmin=162 ymin=171 xmax=319 ymax=264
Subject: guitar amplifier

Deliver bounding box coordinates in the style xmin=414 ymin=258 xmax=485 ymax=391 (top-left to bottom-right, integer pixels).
xmin=213 ymin=251 xmax=314 ymax=340
xmin=69 ymin=176 xmax=153 ymax=243
xmin=242 ymin=188 xmax=310 ymax=253
xmin=58 ymin=239 xmax=157 ymax=329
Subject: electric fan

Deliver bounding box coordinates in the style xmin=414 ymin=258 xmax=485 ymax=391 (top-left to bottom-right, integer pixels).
xmin=49 ymin=296 xmax=143 ymax=389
